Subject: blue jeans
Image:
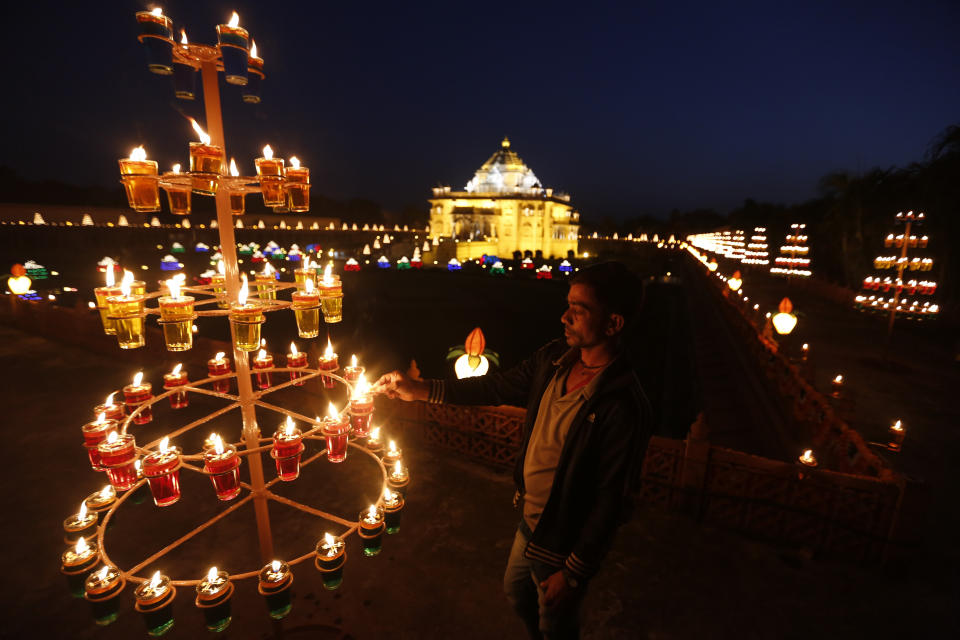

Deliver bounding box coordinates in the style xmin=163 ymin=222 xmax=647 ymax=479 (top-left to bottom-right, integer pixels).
xmin=502 ymin=524 xmax=585 ymax=640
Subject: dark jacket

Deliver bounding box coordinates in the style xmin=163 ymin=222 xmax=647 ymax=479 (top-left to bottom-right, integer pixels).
xmin=428 ymin=338 xmax=652 ymax=580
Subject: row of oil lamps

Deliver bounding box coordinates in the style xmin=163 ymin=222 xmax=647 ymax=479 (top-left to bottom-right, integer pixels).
xmin=94 ymin=261 xmax=342 ymax=352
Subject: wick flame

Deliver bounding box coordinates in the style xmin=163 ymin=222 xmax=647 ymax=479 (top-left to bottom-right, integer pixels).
xmin=133 ymin=371 xmax=144 ymax=387
xmin=284 ymin=415 xmax=295 ymax=435
xmin=892 ymin=420 xmax=903 ymax=431
xmin=172 ymin=163 xmax=181 ymax=174
xmin=351 ymin=354 xmax=358 ymax=368
xmin=324 ymin=532 xmax=336 ymax=546
xmin=95 ymin=411 xmax=106 ymax=424
xmin=323 ymin=262 xmax=333 ymax=281
xmin=189 ymin=118 xmax=211 ymax=145
xmin=76 ymin=537 xmax=89 ymax=554
xmin=800 ymin=449 xmax=815 ymax=464
xmin=384 ymin=487 xmax=394 ymax=500
xmin=166 ymin=277 xmax=181 ymax=299
xmin=97 ymin=565 xmax=110 ymax=581
xmin=159 ymin=436 xmax=170 ymax=453
xmin=271 ymin=559 xmax=281 ymax=572
xmin=100 ymin=485 xmax=114 ymax=499
xmin=250 ymin=39 xmax=259 ymax=59
xmin=214 ymin=351 xmax=226 ymax=362
xmin=180 ymin=29 xmax=188 ymax=44
xmin=227 ymin=11 xmax=239 ymax=28
xmin=304 ymin=278 xmax=314 ymax=294
xmin=327 ymin=402 xmax=339 ymax=419
xmin=834 ymin=375 xmax=843 ymax=384
xmin=290 ymin=342 xmax=298 ymax=356
xmin=207 ymin=567 xmax=218 ymax=582
xmin=229 ymin=158 xmax=239 ymax=177
xmin=368 ymin=504 xmax=378 ymax=519
xmin=212 ymin=434 xmax=224 ymax=455
xmin=120 ymin=269 xmax=134 ymax=297
xmin=261 ymin=262 xmax=274 ymax=276
xmin=324 ymin=338 xmax=334 ymax=358
xmin=262 ymin=145 xmax=274 ymax=160
xmin=393 ymin=460 xmax=403 ymax=475
xmin=151 ymin=8 xmax=163 ymax=17
xmin=172 ymin=363 xmax=182 ymax=376
xmin=106 ymin=431 xmax=119 ymax=444
xmin=149 ymin=571 xmax=162 ymax=590
xmin=105 ymin=266 xmax=115 ymax=287
xmin=369 ymin=426 xmax=380 ymax=441
xmin=238 ymin=274 xmax=249 ymax=306
xmin=257 ymin=348 xmax=267 ymax=361
xmin=388 ymin=440 xmax=397 ymax=454
xmin=353 ymin=374 xmax=369 ymax=398
xmin=129 ymin=146 xmax=147 ymax=162
xmin=78 ymin=502 xmax=88 ymax=520
xmin=289 ymin=156 xmax=300 ymax=170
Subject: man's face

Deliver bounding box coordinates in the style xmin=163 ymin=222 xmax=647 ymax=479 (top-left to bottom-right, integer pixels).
xmin=561 ymin=283 xmax=610 ymax=348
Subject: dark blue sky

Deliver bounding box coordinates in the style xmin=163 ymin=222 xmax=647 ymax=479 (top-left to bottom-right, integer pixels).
xmin=5 ymin=1 xmax=959 ymax=219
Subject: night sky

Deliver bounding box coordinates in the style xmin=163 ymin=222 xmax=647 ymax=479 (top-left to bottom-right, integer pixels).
xmin=5 ymin=1 xmax=959 ymax=219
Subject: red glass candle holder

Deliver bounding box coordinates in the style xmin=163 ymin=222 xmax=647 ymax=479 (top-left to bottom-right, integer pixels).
xmin=208 ymin=355 xmax=233 ymax=394
xmin=349 ymin=396 xmax=374 ymax=438
xmin=93 ymin=401 xmax=125 ymax=423
xmin=253 ymin=353 xmax=274 ymax=390
xmin=286 ymin=351 xmax=307 ymax=386
xmin=142 ymin=447 xmax=182 ymax=507
xmin=81 ymin=417 xmax=119 ymax=471
xmin=98 ymin=434 xmax=139 ymax=492
xmin=318 ymin=354 xmax=338 ymax=390
xmin=123 ymin=382 xmax=153 ymax=425
xmin=322 ymin=414 xmax=350 ymax=463
xmin=163 ymin=371 xmax=189 ymax=409
xmin=204 ymin=444 xmax=242 ymax=501
xmin=271 ymin=427 xmax=304 ymax=481
xmin=343 ymin=365 xmax=364 ymax=386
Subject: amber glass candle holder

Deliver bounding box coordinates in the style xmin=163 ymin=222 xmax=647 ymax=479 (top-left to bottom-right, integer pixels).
xmin=287 ymin=350 xmax=308 ymax=386
xmin=253 ymin=352 xmax=274 ymax=390
xmin=318 ymin=277 xmax=343 ymax=324
xmin=230 ymin=301 xmax=265 ymax=352
xmin=258 ymin=561 xmax=293 ymax=619
xmin=84 ymin=565 xmax=125 ymax=626
xmin=61 ymin=540 xmax=100 ymax=598
xmin=322 ymin=413 xmax=350 ymax=463
xmin=119 ymin=158 xmax=160 ymax=212
xmin=123 ymin=381 xmax=153 ymax=425
xmin=291 ymin=290 xmax=321 ymax=338
xmin=158 ymin=296 xmax=196 ymax=351
xmin=106 ymin=293 xmax=146 ymax=349
xmin=314 ymin=537 xmax=346 ymax=590
xmin=94 ymin=284 xmax=122 ymax=334
xmin=216 ymin=23 xmax=249 ymax=85
xmin=888 ymin=421 xmax=906 ymax=451
xmin=255 ymin=156 xmax=285 ymax=206
xmin=98 ymin=434 xmax=139 ymax=492
xmin=204 ymin=443 xmax=242 ymax=501
xmin=210 ymin=273 xmax=229 ymax=309
xmin=163 ymin=371 xmax=189 ymax=409
xmin=63 ymin=508 xmax=99 ymax=545
xmin=134 ymin=574 xmax=176 ymax=636
xmin=142 ymin=447 xmax=182 ymax=507
xmin=229 ymin=191 xmax=246 ymax=215
xmin=207 ymin=355 xmax=232 ymax=394
xmin=255 ymin=273 xmax=276 ymax=300
xmin=135 ymin=11 xmax=174 ymax=75
xmin=271 ymin=427 xmax=304 ymax=481
xmin=294 ymin=267 xmax=316 ymax=291
xmin=285 ymin=166 xmax=310 ymax=213
xmin=358 ymin=507 xmax=386 ymax=557
xmin=82 ymin=417 xmax=119 ymax=471
xmin=318 ymin=353 xmax=338 ymax=389
xmin=189 ymin=142 xmax=224 ymax=195
xmin=383 ymin=489 xmax=405 ymax=534
xmin=195 ymin=570 xmax=233 ymax=633
xmin=164 ymin=184 xmax=192 ymax=216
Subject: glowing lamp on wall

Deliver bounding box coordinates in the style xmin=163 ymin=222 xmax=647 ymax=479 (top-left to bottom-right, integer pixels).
xmin=7 ymin=264 xmax=31 ymax=295
xmin=727 ymin=271 xmax=742 ymax=292
xmin=772 ymin=297 xmax=797 ymax=335
xmin=447 ymin=327 xmax=500 ymax=379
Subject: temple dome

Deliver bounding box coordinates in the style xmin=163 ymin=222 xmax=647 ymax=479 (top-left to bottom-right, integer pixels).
xmin=465 ymin=137 xmax=542 ymax=194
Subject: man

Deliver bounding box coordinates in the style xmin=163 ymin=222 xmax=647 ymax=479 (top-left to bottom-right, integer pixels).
xmin=374 ymin=261 xmax=652 ymax=639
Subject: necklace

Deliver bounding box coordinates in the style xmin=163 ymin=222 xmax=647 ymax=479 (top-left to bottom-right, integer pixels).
xmin=579 ymin=360 xmax=608 ymax=370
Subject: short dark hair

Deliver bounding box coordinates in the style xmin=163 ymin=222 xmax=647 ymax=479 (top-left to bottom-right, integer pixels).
xmin=570 ymin=261 xmax=642 ymax=324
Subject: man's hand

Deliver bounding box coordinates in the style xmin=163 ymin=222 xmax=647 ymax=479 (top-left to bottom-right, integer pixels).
xmin=372 ymin=370 xmax=429 ymax=402
xmin=539 ymin=570 xmax=575 ymax=608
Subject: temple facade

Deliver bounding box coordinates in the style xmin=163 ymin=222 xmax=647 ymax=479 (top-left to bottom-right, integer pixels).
xmin=428 ymin=137 xmax=579 ymax=260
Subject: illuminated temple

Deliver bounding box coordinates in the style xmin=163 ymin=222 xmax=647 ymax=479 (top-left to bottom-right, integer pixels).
xmin=429 ymin=137 xmax=580 ymax=260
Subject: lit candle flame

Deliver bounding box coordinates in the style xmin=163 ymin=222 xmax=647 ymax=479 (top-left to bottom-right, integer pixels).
xmin=351 ymin=354 xmax=358 ymax=368
xmin=353 ymin=374 xmax=369 ymax=398
xmin=257 ymin=348 xmax=267 ymax=361
xmin=324 ymin=338 xmax=334 ymax=359
xmin=207 ymin=566 xmax=218 ymax=582
xmin=151 ymin=7 xmax=163 ymax=17
xmin=324 ymin=532 xmax=336 ymax=546
xmin=367 ymin=504 xmax=377 ymax=520
xmin=833 ymin=375 xmax=843 ymax=384
xmin=189 ymin=118 xmax=211 ymax=145
xmin=238 ymin=274 xmax=249 ymax=306
xmin=76 ymin=537 xmax=89 ymax=554
xmin=106 ymin=431 xmax=119 ymax=444
xmin=120 ymin=269 xmax=134 ymax=297
xmin=393 ymin=460 xmax=403 ymax=476
xmin=262 ymin=144 xmax=274 ymax=160
xmin=95 ymin=411 xmax=106 ymax=424
xmin=289 ymin=156 xmax=300 ymax=170
xmin=78 ymin=502 xmax=88 ymax=520
xmin=891 ymin=420 xmax=903 ymax=432
xmin=250 ymin=39 xmax=259 ymax=59
xmin=97 ymin=565 xmax=110 ymax=581
xmin=388 ymin=440 xmax=397 ymax=455
xmin=284 ymin=415 xmax=295 ymax=436
xmin=105 ymin=266 xmax=115 ymax=287
xmin=327 ymin=402 xmax=339 ymax=419
xmin=166 ymin=277 xmax=181 ymax=299
xmin=323 ymin=262 xmax=333 ymax=282
xmin=180 ymin=29 xmax=188 ymax=44
xmin=212 ymin=434 xmax=224 ymax=455
xmin=149 ymin=571 xmax=162 ymax=590
xmin=369 ymin=426 xmax=380 ymax=441
xmin=261 ymin=261 xmax=274 ymax=276
xmin=172 ymin=163 xmax=181 ymax=174
xmin=172 ymin=363 xmax=182 ymax=376
xmin=799 ymin=449 xmax=816 ymax=465
xmin=227 ymin=11 xmax=240 ymax=28
xmin=214 ymin=351 xmax=226 ymax=362
xmin=229 ymin=158 xmax=239 ymax=177
xmin=383 ymin=487 xmax=394 ymax=501
xmin=159 ymin=436 xmax=169 ymax=453
xmin=802 ymin=343 xmax=809 ymax=351
xmin=135 ymin=459 xmax=141 ymax=472
xmin=129 ymin=146 xmax=147 ymax=161
xmin=304 ymin=278 xmax=314 ymax=294
xmin=100 ymin=485 xmax=114 ymax=500
xmin=133 ymin=371 xmax=144 ymax=387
